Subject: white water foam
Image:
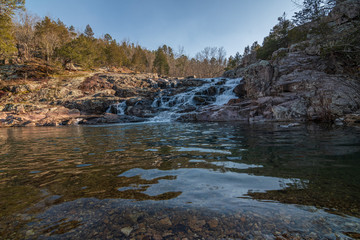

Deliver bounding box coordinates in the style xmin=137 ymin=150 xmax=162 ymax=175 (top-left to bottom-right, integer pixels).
xmin=106 ymin=101 xmax=127 ymax=115
xmin=109 ymin=77 xmax=243 ymax=122
xmin=213 ymin=78 xmax=242 ymax=106
xmin=148 ymin=77 xmax=243 ymax=122
xmin=116 ymin=101 xmax=127 ymax=115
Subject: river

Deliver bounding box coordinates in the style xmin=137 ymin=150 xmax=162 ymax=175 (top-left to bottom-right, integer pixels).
xmin=0 ymin=122 xmax=359 ymax=239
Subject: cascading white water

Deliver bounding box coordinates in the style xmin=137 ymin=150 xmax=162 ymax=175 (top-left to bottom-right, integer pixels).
xmin=116 ymin=101 xmax=127 ymax=115
xmin=107 ymin=78 xmax=242 ymax=122
xmin=213 ymin=78 xmax=242 ymax=106
xmin=106 ymin=101 xmax=127 ymax=115
xmin=149 ymin=77 xmax=243 ymax=122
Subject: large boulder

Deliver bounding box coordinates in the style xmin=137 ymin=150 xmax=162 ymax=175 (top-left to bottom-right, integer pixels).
xmin=224 ymin=60 xmax=274 ymax=99
xmin=79 ymin=75 xmax=114 ymax=93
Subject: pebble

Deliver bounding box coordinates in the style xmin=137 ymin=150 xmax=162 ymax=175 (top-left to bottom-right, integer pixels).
xmin=26 ymin=230 xmax=35 ymax=236
xmin=159 ymin=217 xmax=172 ymax=226
xmin=208 ymin=219 xmax=219 ymax=228
xmin=121 ymin=227 xmax=133 ymax=237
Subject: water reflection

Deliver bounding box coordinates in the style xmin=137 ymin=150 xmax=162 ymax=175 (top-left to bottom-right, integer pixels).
xmin=0 ymin=122 xmax=359 ymax=238
xmin=118 ymin=167 xmax=292 ymax=206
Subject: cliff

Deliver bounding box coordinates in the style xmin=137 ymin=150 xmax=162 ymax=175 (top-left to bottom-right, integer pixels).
xmin=190 ymin=0 xmax=360 ymax=124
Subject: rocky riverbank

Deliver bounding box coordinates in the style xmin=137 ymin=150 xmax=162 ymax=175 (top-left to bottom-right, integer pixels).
xmin=1 ymin=65 xmax=359 ymax=127
xmin=1 ymin=0 xmax=360 ymax=127
xmin=183 ymin=0 xmax=360 ymax=124
xmin=0 ymin=68 xmax=181 ymax=127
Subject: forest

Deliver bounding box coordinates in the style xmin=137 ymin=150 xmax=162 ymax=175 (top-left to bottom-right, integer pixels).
xmin=0 ymin=0 xmax=352 ymax=78
xmin=0 ymin=0 xmax=227 ymax=78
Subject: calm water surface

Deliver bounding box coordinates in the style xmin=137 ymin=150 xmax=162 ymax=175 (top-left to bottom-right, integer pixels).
xmin=0 ymin=122 xmax=359 ymax=239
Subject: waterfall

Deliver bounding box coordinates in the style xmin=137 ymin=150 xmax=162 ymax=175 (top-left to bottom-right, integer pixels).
xmin=106 ymin=101 xmax=127 ymax=115
xmin=107 ymin=77 xmax=243 ymax=122
xmin=213 ymin=78 xmax=242 ymax=106
xmin=116 ymin=101 xmax=127 ymax=115
xmin=149 ymin=77 xmax=243 ymax=122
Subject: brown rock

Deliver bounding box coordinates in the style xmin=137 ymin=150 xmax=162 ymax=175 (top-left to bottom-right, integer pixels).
xmin=159 ymin=217 xmax=172 ymax=227
xmin=208 ymin=219 xmax=219 ymax=229
xmin=79 ymin=75 xmax=113 ymax=93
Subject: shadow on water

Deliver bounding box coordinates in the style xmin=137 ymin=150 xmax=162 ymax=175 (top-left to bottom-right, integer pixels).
xmin=0 ymin=122 xmax=359 ymax=239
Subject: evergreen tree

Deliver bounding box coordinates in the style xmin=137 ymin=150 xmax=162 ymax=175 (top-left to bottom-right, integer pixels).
xmin=0 ymin=0 xmax=25 ymax=60
xmin=243 ymin=46 xmax=250 ymax=56
xmin=84 ymin=24 xmax=94 ymax=38
xmin=174 ymin=54 xmax=189 ymax=76
xmin=257 ymin=13 xmax=294 ymax=60
xmin=68 ymin=25 xmax=77 ymax=39
xmin=250 ymin=41 xmax=260 ymax=52
xmin=102 ymin=39 xmax=129 ymax=68
xmin=68 ymin=25 xmax=75 ymax=32
xmin=293 ymin=0 xmax=324 ymax=25
xmin=104 ymin=33 xmax=112 ymax=42
xmin=226 ymin=52 xmax=242 ymax=70
xmin=35 ymin=16 xmax=70 ymax=62
xmin=292 ymin=0 xmax=342 ymax=25
xmin=0 ymin=0 xmax=25 ymax=17
xmin=131 ymin=46 xmax=148 ymax=72
xmin=153 ymin=47 xmax=169 ymax=75
xmin=161 ymin=44 xmax=174 ymax=58
xmin=0 ymin=15 xmax=16 ymax=59
xmin=56 ymin=34 xmax=97 ymax=68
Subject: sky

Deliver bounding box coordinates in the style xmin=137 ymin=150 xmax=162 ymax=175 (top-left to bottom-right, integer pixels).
xmin=25 ymin=0 xmax=298 ymax=58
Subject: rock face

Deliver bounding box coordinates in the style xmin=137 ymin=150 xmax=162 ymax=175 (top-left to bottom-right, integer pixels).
xmin=1 ymin=1 xmax=359 ymax=126
xmin=0 ymin=69 xmax=191 ymax=126
xmin=193 ymin=0 xmax=360 ymax=123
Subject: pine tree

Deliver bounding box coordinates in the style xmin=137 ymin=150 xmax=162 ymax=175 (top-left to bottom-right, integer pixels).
xmin=292 ymin=0 xmax=341 ymax=25
xmin=250 ymin=41 xmax=260 ymax=52
xmin=0 ymin=15 xmax=16 ymax=60
xmin=256 ymin=13 xmax=294 ymax=60
xmin=68 ymin=25 xmax=75 ymax=32
xmin=35 ymin=16 xmax=70 ymax=62
xmin=243 ymin=46 xmax=250 ymax=56
xmin=56 ymin=34 xmax=97 ymax=68
xmin=131 ymin=46 xmax=148 ymax=72
xmin=0 ymin=0 xmax=25 ymax=17
xmin=84 ymin=24 xmax=94 ymax=38
xmin=68 ymin=25 xmax=77 ymax=39
xmin=0 ymin=0 xmax=25 ymax=61
xmin=153 ymin=47 xmax=169 ymax=75
xmin=104 ymin=33 xmax=112 ymax=42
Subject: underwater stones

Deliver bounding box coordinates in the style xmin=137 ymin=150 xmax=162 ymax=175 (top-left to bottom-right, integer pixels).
xmin=207 ymin=219 xmax=219 ymax=229
xmin=120 ymin=227 xmax=133 ymax=237
xmin=159 ymin=217 xmax=172 ymax=227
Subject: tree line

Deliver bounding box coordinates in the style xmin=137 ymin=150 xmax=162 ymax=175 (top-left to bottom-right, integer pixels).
xmin=0 ymin=0 xmax=227 ymax=78
xmin=2 ymin=0 xmax=350 ymax=77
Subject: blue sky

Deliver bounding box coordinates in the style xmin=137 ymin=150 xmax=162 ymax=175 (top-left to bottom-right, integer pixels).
xmin=25 ymin=0 xmax=298 ymax=58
